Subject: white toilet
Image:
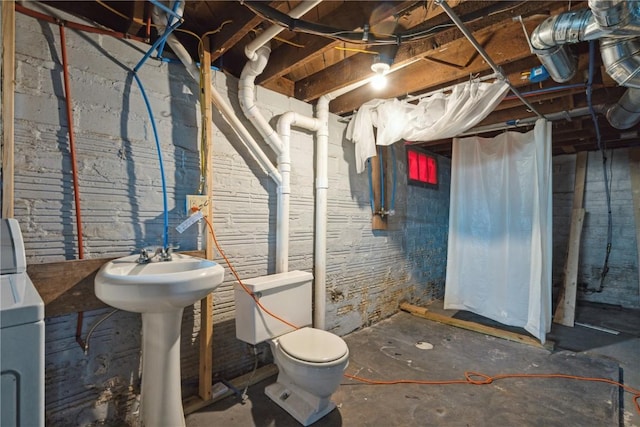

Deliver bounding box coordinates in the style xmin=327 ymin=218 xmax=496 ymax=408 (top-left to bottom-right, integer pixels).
xmin=234 ymin=270 xmax=349 ymax=426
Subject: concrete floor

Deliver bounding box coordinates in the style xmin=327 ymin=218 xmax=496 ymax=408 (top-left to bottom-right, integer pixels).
xmin=187 ymin=302 xmax=640 ymax=427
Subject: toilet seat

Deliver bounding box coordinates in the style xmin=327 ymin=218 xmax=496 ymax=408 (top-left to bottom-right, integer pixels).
xmin=278 ymin=327 xmax=348 ymax=363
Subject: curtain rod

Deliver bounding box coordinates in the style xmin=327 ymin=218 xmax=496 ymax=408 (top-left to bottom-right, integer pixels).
xmin=436 ymin=0 xmax=547 ymax=120
xmin=403 ymin=73 xmax=499 ymax=103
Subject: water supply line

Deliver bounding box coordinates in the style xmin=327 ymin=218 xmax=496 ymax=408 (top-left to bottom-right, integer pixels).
xmin=134 ymin=0 xmax=186 ymax=250
xmin=529 ymin=0 xmax=640 ymax=129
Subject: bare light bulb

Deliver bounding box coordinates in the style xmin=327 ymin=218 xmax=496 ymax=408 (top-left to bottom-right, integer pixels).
xmin=371 ymin=73 xmax=387 ymax=90
xmin=370 ymin=61 xmax=390 ymax=90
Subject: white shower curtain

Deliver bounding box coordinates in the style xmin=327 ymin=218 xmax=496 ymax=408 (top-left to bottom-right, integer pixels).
xmin=444 ymin=119 xmax=552 ymax=343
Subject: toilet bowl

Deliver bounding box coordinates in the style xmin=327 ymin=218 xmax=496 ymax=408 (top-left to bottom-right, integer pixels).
xmin=234 ymin=271 xmax=349 ymax=426
xmin=265 ymin=327 xmax=349 ymax=426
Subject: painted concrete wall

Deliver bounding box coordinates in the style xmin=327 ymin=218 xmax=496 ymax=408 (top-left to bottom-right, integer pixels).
xmin=8 ymin=4 xmax=450 ymax=425
xmin=553 ymin=149 xmax=640 ymax=309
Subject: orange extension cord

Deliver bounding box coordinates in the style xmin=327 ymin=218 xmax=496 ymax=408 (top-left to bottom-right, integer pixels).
xmin=345 ymin=371 xmax=640 ymax=415
xmin=198 ymin=209 xmax=640 ymax=416
xmin=200 ymin=211 xmax=299 ymax=330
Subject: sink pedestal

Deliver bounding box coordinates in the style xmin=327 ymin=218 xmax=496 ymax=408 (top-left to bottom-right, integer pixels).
xmin=94 ymin=254 xmax=225 ymax=427
xmin=141 ymin=309 xmax=185 ymax=427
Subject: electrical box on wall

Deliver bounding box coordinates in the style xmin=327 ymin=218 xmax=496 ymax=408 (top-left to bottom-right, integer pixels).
xmin=186 ymin=195 xmax=210 ymax=217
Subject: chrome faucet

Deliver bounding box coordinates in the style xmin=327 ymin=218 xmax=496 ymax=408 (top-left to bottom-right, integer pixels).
xmin=137 ymin=248 xmax=151 ymax=264
xmin=155 ymin=246 xmax=173 ymax=262
xmin=137 ymin=247 xmax=172 ymax=263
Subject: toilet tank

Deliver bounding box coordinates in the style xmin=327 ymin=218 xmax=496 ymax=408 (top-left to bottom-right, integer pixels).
xmin=234 ymin=270 xmax=313 ymax=345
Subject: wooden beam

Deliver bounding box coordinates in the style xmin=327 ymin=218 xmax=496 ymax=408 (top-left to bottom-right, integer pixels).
xmin=629 ymin=147 xmax=640 ymax=296
xmin=400 ymin=302 xmax=553 ymax=350
xmin=324 ymin=17 xmax=547 ymax=115
xmin=199 ymin=37 xmax=215 ymax=402
xmin=126 ymin=0 xmax=146 ymax=38
xmin=296 ymin=2 xmax=561 ymax=109
xmin=2 ymin=0 xmax=16 ymax=218
xmin=258 ymin=1 xmax=418 ymax=85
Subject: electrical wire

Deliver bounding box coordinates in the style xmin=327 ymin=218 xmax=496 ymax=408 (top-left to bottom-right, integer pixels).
xmin=584 ymin=39 xmax=612 ymax=294
xmin=198 ymin=211 xmax=299 ymax=330
xmin=345 ymin=370 xmax=640 ymax=414
xmin=241 ymin=1 xmax=530 ymax=46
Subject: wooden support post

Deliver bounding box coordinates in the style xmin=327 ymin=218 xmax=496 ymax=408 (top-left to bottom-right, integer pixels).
xmin=2 ymin=0 xmax=16 ymax=218
xmin=198 ymin=37 xmax=214 ymax=401
xmin=370 ymin=147 xmax=387 ymax=230
xmin=553 ymin=152 xmax=587 ymax=326
xmin=399 ymin=302 xmax=554 ymax=350
xmin=629 ymin=147 xmax=640 ymax=295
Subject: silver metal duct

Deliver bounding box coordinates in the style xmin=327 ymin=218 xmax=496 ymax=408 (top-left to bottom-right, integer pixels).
xmin=606 ymin=87 xmax=640 ymax=129
xmin=531 ymin=0 xmax=640 ymax=129
xmin=530 ymin=9 xmax=598 ymax=82
xmin=600 ymin=36 xmax=640 ymax=87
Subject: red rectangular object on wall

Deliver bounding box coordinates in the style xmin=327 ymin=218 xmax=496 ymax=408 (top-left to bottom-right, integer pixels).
xmin=406 ymin=146 xmax=438 ymax=188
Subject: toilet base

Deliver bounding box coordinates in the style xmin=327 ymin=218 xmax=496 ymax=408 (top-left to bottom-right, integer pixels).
xmin=265 ymin=381 xmax=336 ymax=426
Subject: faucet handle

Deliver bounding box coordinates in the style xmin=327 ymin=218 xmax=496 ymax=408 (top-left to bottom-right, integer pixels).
xmin=137 ymin=248 xmax=151 ymax=264
xmin=157 ymin=246 xmax=173 ymax=261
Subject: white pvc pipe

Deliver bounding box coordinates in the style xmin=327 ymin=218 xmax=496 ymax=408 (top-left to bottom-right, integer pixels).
xmin=244 ymin=0 xmax=322 ymax=61
xmin=277 ymin=112 xmax=321 ymax=275
xmin=314 ymin=96 xmax=330 ymax=330
xmin=239 ymin=44 xmax=283 ymax=154
xmin=239 ymin=44 xmax=294 ymax=273
xmin=152 ymin=6 xmax=281 ymax=185
xmin=311 ymin=78 xmax=373 ymax=330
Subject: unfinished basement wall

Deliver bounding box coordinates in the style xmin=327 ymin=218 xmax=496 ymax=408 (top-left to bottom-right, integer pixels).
xmin=10 ymin=4 xmax=450 ymax=425
xmin=553 ymin=149 xmax=640 ymax=310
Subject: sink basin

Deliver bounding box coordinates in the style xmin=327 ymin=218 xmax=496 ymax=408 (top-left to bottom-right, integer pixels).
xmin=95 ymin=253 xmax=225 ymax=313
xmin=94 ymin=252 xmax=225 ymax=427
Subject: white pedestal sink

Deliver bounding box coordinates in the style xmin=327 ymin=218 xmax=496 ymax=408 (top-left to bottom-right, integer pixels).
xmin=95 ymin=253 xmax=224 ymax=427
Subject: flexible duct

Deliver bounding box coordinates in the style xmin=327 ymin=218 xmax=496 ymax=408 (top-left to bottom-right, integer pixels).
xmin=530 ymin=0 xmax=640 ymax=129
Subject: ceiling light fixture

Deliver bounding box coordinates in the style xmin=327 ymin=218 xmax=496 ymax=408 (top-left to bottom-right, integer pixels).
xmin=371 ymin=53 xmax=393 ymax=90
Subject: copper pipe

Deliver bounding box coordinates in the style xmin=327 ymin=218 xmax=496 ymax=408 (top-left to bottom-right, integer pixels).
xmin=59 ymin=25 xmax=84 ymax=260
xmin=60 ymin=24 xmax=88 ymax=350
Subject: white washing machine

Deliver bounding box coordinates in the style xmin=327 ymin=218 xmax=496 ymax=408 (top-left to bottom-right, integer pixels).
xmin=1 ymin=218 xmax=44 ymax=427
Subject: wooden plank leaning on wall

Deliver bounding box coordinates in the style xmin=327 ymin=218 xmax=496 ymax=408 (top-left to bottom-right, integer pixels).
xmin=554 ymin=151 xmax=588 ymax=327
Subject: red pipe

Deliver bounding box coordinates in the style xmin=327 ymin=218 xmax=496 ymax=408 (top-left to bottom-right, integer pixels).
xmin=59 ymin=25 xmax=84 ymax=261
xmin=16 ymin=4 xmax=146 ymax=43
xmin=59 ymin=25 xmax=88 ymax=350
